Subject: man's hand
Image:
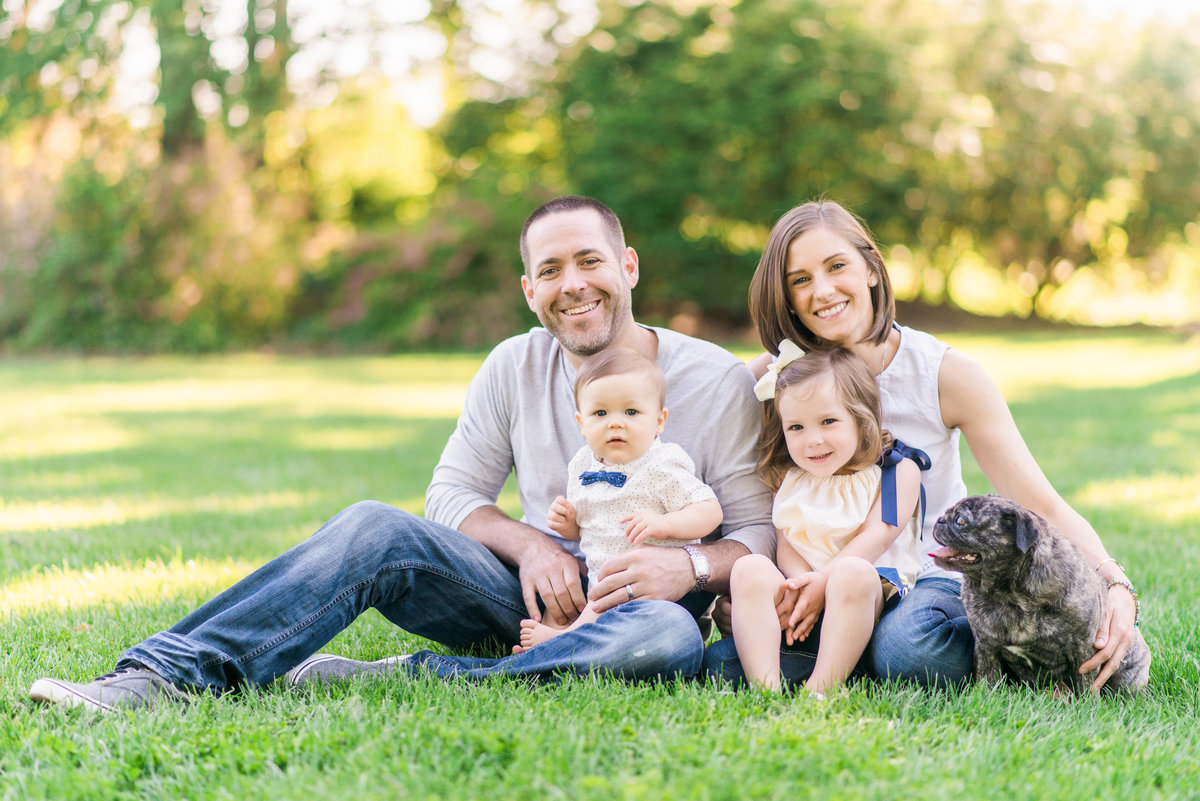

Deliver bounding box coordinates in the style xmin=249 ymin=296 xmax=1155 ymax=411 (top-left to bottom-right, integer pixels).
xmin=588 ymin=546 xmax=694 ymax=613
xmin=711 ymin=594 xmax=733 ymax=638
xmin=519 ymin=543 xmax=588 ymax=627
xmin=458 ymin=506 xmax=587 ymax=628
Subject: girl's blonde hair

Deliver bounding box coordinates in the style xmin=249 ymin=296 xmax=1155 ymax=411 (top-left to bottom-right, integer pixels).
xmin=748 ymin=200 xmax=896 ymax=356
xmin=757 ymin=348 xmax=891 ymax=489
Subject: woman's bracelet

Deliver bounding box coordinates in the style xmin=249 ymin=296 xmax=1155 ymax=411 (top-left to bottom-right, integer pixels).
xmin=1094 ymin=556 xmax=1121 ymax=572
xmin=1106 ymin=579 xmax=1141 ymax=627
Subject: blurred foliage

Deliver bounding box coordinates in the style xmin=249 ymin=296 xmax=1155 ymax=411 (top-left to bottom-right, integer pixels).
xmin=1 ymin=0 xmax=1198 ymax=353
xmin=556 ymin=0 xmax=916 ymax=320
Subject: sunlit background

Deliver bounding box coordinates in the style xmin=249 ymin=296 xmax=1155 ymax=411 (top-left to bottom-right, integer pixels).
xmin=2 ymin=0 xmax=1199 ymax=354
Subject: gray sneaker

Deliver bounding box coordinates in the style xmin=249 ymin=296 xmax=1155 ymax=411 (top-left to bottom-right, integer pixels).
xmin=285 ymin=654 xmax=411 ymax=688
xmin=30 ymin=667 xmax=189 ymax=712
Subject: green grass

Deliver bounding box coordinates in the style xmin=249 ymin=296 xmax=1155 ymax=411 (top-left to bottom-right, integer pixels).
xmin=2 ymin=330 xmax=1199 ymax=800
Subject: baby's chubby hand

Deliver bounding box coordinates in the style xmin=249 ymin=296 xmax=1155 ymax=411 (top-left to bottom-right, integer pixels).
xmin=547 ymin=495 xmax=578 ymax=538
xmin=621 ymin=512 xmax=670 ymax=545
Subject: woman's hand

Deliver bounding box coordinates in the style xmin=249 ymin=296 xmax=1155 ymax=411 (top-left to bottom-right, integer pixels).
xmin=1080 ymin=583 xmax=1139 ymax=693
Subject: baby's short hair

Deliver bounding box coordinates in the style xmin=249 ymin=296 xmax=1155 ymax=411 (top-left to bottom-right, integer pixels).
xmin=574 ymin=347 xmax=666 ymax=408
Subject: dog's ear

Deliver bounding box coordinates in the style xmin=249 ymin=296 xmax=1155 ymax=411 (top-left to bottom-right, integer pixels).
xmin=1014 ymin=513 xmax=1039 ymax=553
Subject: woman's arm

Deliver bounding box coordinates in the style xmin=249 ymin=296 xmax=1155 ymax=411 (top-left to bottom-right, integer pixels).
xmin=748 ymin=350 xmax=773 ymax=380
xmin=938 ymin=348 xmax=1139 ymax=691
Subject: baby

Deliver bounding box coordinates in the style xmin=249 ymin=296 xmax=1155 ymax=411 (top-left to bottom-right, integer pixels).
xmin=514 ymin=346 xmax=723 ymax=651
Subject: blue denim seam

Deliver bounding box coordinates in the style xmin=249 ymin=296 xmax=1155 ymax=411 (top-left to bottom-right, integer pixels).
xmin=777 ymin=648 xmax=816 ymax=660
xmin=118 ymin=652 xmax=199 ymax=691
xmin=197 ymin=559 xmax=527 ymax=671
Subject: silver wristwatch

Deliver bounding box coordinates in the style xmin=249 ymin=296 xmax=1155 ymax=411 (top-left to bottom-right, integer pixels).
xmin=682 ymin=544 xmax=710 ymax=592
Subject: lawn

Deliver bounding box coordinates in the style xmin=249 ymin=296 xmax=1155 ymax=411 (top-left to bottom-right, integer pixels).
xmin=2 ymin=330 xmax=1198 ymax=800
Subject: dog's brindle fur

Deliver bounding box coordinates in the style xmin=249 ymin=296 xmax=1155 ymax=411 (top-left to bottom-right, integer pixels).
xmin=931 ymin=495 xmax=1150 ymax=695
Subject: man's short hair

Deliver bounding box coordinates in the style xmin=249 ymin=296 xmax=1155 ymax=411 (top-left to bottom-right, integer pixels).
xmin=574 ymin=347 xmax=666 ymax=409
xmin=519 ymin=195 xmax=626 ymax=275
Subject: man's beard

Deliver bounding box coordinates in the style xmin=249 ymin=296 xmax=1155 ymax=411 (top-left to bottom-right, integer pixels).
xmin=541 ymin=291 xmax=631 ymax=358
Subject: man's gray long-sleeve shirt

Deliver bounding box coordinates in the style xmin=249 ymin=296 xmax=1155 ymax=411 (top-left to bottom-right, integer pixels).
xmin=425 ymin=325 xmax=774 ymax=562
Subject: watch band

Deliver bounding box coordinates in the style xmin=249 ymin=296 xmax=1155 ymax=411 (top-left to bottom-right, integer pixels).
xmin=682 ymin=544 xmax=710 ymax=592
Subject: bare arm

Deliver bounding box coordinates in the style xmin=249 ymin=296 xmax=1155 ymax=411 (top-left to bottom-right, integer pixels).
xmin=747 ymin=350 xmax=773 ymax=380
xmin=459 ymin=505 xmax=587 ymax=627
xmin=775 ymin=528 xmax=813 ymax=580
xmin=938 ymin=348 xmax=1138 ymax=691
xmin=624 ymin=499 xmax=723 ymax=545
xmin=826 ymin=458 xmax=921 ymax=567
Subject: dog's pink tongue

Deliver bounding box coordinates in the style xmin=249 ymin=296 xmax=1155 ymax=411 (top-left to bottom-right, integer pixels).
xmin=927 ymin=546 xmax=959 ymax=560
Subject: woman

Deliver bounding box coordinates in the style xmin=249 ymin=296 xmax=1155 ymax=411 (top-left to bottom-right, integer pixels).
xmin=703 ymin=200 xmax=1141 ymax=691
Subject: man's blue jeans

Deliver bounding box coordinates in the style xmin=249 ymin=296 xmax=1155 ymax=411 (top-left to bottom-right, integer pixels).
xmin=700 ymin=577 xmax=974 ymax=689
xmin=118 ymin=501 xmax=705 ymax=691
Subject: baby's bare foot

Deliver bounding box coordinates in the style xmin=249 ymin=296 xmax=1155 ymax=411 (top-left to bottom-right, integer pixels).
xmin=518 ymin=617 xmax=564 ymax=650
xmin=511 ymin=618 xmax=535 ymax=654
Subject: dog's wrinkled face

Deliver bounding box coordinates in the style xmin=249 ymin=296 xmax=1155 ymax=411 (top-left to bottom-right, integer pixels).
xmin=930 ymin=495 xmax=1041 ymax=576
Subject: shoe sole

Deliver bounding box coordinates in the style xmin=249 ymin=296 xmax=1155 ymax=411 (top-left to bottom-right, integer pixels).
xmin=29 ymin=678 xmax=114 ymax=712
xmin=287 ymin=654 xmax=410 ymax=687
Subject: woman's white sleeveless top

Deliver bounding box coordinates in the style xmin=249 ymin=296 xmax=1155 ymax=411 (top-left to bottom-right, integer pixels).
xmin=877 ymin=325 xmax=968 ymax=582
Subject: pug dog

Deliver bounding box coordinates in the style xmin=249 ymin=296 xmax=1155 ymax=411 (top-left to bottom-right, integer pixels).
xmin=930 ymin=495 xmax=1150 ymax=695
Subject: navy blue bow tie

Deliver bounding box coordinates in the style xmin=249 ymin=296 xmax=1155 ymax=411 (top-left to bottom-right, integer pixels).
xmin=580 ymin=470 xmax=627 ymax=487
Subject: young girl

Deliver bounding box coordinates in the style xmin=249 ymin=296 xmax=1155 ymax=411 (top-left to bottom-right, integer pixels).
xmin=729 ymin=344 xmax=924 ymax=694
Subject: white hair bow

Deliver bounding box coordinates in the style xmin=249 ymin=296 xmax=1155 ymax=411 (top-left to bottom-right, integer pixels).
xmin=753 ymin=339 xmax=806 ymax=401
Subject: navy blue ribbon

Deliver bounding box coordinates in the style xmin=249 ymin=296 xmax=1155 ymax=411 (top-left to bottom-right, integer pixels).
xmin=580 ymin=470 xmax=627 ymax=487
xmin=878 ymin=440 xmax=932 ymax=530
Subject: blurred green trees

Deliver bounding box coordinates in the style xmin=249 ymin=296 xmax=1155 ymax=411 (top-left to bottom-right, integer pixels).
xmin=1 ymin=0 xmax=1197 ymax=352
xmin=555 ymin=0 xmax=917 ymax=322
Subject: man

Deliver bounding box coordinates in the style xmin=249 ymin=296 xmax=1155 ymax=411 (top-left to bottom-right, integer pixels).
xmin=30 ymin=195 xmax=773 ymax=711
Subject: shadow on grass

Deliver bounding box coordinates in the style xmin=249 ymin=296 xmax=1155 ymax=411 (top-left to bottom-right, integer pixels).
xmin=0 ymin=407 xmax=457 ymax=575
xmin=965 ymin=368 xmax=1200 ymax=505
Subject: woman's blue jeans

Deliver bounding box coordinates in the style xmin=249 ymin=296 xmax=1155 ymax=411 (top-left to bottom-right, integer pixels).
xmin=118 ymin=501 xmax=705 ymax=691
xmin=700 ymin=577 xmax=974 ymax=689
